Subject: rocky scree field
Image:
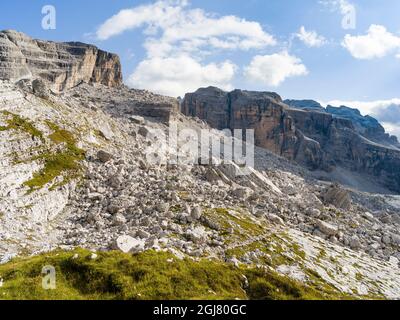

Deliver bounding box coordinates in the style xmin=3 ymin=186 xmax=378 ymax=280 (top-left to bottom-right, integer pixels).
xmin=0 ymin=31 xmax=400 ymax=300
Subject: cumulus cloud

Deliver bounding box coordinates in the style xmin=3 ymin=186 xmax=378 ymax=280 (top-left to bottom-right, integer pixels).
xmin=96 ymin=0 xmax=276 ymax=53
xmin=128 ymin=55 xmax=236 ymax=97
xmin=295 ymin=26 xmax=327 ymax=47
xmin=342 ymin=25 xmax=400 ymax=59
xmin=244 ymin=52 xmax=308 ymax=87
xmin=96 ymin=0 xmax=277 ymax=96
xmin=324 ymin=98 xmax=400 ymax=138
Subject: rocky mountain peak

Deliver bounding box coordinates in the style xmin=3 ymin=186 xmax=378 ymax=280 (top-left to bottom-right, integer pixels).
xmin=0 ymin=30 xmax=122 ymax=92
xmin=326 ymin=104 xmax=399 ymax=147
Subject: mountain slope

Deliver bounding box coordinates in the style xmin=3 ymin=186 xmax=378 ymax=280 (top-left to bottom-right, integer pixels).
xmin=0 ymin=32 xmax=400 ymax=300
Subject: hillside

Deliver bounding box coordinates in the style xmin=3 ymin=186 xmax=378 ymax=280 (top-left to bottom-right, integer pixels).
xmin=0 ymin=31 xmax=400 ymax=300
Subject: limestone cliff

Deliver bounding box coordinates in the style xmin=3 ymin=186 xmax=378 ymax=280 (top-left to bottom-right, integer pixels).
xmin=182 ymin=87 xmax=400 ymax=193
xmin=0 ymin=30 xmax=122 ymax=91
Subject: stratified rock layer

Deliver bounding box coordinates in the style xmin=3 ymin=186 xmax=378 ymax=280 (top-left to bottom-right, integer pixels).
xmin=182 ymin=87 xmax=400 ymax=193
xmin=0 ymin=30 xmax=122 ymax=91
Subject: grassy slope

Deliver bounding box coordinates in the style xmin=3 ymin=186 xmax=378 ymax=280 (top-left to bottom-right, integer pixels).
xmin=0 ymin=249 xmax=350 ymax=300
xmin=0 ymin=111 xmax=85 ymax=191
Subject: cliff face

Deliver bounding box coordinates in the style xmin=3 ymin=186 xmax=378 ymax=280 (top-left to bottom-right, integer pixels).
xmin=182 ymin=87 xmax=400 ymax=193
xmin=326 ymin=105 xmax=400 ymax=147
xmin=285 ymin=99 xmax=400 ymax=148
xmin=182 ymin=87 xmax=324 ymax=170
xmin=0 ymin=30 xmax=122 ymax=91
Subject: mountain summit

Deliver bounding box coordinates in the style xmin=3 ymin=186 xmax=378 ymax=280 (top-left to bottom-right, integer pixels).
xmin=0 ymin=30 xmax=122 ymax=91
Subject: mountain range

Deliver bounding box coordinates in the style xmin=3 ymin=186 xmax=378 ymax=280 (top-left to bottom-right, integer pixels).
xmin=1 ymin=30 xmax=400 ymax=300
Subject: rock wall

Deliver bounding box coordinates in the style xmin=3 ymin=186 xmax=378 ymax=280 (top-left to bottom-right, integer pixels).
xmin=182 ymin=87 xmax=400 ymax=193
xmin=0 ymin=30 xmax=122 ymax=91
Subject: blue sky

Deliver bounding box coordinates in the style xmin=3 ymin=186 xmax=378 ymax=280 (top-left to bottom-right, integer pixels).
xmin=1 ymin=0 xmax=400 ymax=136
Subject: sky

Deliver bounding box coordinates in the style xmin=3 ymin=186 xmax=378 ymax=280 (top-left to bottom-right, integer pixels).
xmin=1 ymin=0 xmax=400 ymax=137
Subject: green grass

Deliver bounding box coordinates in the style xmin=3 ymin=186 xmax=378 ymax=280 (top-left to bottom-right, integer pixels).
xmin=0 ymin=249 xmax=351 ymax=300
xmin=0 ymin=112 xmax=85 ymax=191
xmin=23 ymin=121 xmax=85 ymax=192
xmin=0 ymin=111 xmax=43 ymax=140
xmin=203 ymin=208 xmax=265 ymax=243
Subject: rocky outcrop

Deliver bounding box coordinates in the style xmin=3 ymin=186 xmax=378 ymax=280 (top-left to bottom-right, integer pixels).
xmin=182 ymin=87 xmax=400 ymax=193
xmin=182 ymin=87 xmax=324 ymax=169
xmin=0 ymin=30 xmax=122 ymax=91
xmin=285 ymin=100 xmax=399 ymax=148
xmin=326 ymin=105 xmax=400 ymax=147
xmin=321 ymin=184 xmax=352 ymax=210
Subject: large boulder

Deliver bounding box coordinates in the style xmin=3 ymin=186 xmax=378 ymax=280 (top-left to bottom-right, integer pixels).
xmin=114 ymin=235 xmax=145 ymax=253
xmin=321 ymin=184 xmax=351 ymax=210
xmin=316 ymin=220 xmax=339 ymax=236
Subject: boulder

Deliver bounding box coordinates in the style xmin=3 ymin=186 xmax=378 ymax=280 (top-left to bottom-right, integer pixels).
xmin=97 ymin=150 xmax=113 ymax=163
xmin=32 ymin=79 xmax=49 ymax=98
xmin=266 ymin=213 xmax=284 ymax=225
xmin=231 ymin=187 xmax=252 ymax=200
xmin=321 ymin=184 xmax=351 ymax=210
xmin=316 ymin=220 xmax=339 ymax=236
xmin=114 ymin=235 xmax=145 ymax=253
xmin=190 ymin=206 xmax=202 ymax=220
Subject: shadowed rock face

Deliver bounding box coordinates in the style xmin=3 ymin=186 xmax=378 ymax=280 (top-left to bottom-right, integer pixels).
xmin=182 ymin=87 xmax=400 ymax=193
xmin=285 ymin=100 xmax=400 ymax=148
xmin=326 ymin=105 xmax=400 ymax=148
xmin=182 ymin=87 xmax=324 ymax=170
xmin=0 ymin=30 xmax=122 ymax=91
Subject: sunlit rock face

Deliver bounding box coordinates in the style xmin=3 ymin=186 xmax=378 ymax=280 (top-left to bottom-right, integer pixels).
xmin=0 ymin=30 xmax=122 ymax=92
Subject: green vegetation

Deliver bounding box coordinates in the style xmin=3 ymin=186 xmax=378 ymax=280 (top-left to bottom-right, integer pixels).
xmin=0 ymin=112 xmax=85 ymax=191
xmin=203 ymin=208 xmax=265 ymax=243
xmin=23 ymin=121 xmax=85 ymax=192
xmin=0 ymin=249 xmax=351 ymax=300
xmin=0 ymin=111 xmax=43 ymax=140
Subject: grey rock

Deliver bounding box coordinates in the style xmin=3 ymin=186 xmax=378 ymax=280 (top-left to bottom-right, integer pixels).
xmin=32 ymin=79 xmax=49 ymax=98
xmin=97 ymin=150 xmax=113 ymax=163
xmin=191 ymin=207 xmax=202 ymax=220
xmin=316 ymin=220 xmax=339 ymax=236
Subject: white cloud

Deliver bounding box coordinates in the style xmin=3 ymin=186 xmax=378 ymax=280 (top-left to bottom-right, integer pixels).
xmin=381 ymin=122 xmax=400 ymax=140
xmin=342 ymin=25 xmax=400 ymax=59
xmin=96 ymin=0 xmax=187 ymax=41
xmin=96 ymin=0 xmax=277 ymax=96
xmin=323 ymin=98 xmax=400 ymax=138
xmin=296 ymin=26 xmax=327 ymax=47
xmin=96 ymin=0 xmax=276 ymax=56
xmin=244 ymin=52 xmax=308 ymax=87
xmin=128 ymin=55 xmax=236 ymax=97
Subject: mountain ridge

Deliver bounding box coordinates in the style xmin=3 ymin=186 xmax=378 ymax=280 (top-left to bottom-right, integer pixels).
xmin=1 ymin=31 xmax=400 ymax=299
xmin=0 ymin=30 xmax=122 ymax=92
xmin=183 ymin=87 xmax=400 ymax=193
